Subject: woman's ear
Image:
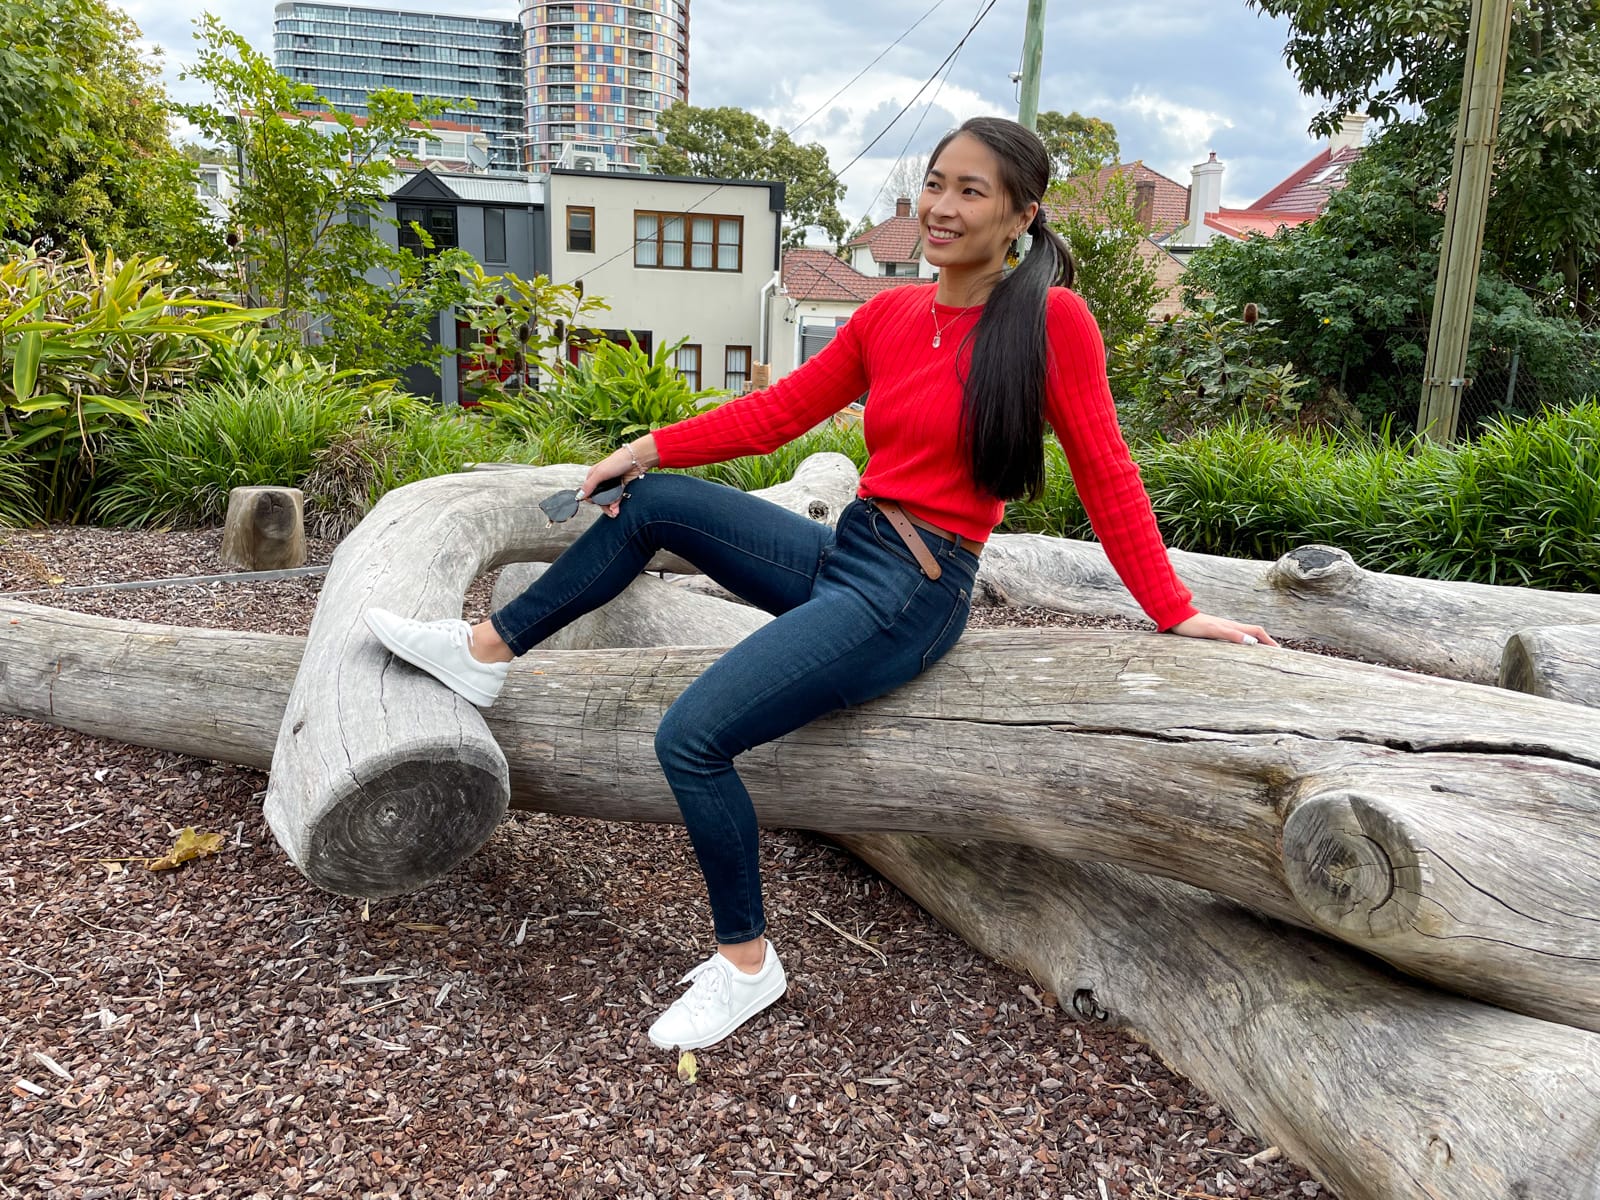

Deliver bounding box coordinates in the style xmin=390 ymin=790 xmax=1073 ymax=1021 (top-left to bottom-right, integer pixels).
xmin=1015 ymin=201 xmax=1040 ymax=240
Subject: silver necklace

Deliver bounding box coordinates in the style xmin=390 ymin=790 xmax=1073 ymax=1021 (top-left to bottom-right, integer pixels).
xmin=930 ymin=299 xmax=966 ymax=348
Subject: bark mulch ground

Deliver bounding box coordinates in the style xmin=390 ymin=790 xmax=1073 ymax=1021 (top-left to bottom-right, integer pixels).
xmin=2 ymin=526 xmax=1330 ymax=1200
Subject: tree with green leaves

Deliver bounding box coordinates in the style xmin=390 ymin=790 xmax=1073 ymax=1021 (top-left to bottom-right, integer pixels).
xmin=1045 ymin=169 xmax=1162 ymax=356
xmin=1036 ymin=110 xmax=1120 ymax=180
xmin=180 ymin=15 xmax=473 ymax=372
xmin=643 ymin=104 xmax=848 ymax=248
xmin=0 ymin=0 xmax=218 ymax=267
xmin=1248 ymin=0 xmax=1600 ymax=317
xmin=1181 ymin=131 xmax=1593 ymax=426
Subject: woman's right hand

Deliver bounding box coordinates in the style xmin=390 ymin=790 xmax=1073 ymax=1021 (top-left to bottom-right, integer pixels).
xmin=579 ymin=436 xmax=659 ymax=518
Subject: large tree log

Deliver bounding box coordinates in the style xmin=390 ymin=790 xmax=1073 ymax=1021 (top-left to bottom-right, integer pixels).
xmin=6 ymin=598 xmax=1600 ymax=1033
xmin=496 ymin=569 xmax=1600 ymax=1200
xmin=842 ymin=835 xmax=1600 ymax=1200
xmin=8 ymin=599 xmax=1600 ymax=1198
xmin=260 ymin=455 xmax=858 ymax=899
xmin=976 ymin=537 xmax=1600 ymax=686
xmin=1501 ymin=623 xmax=1600 ymax=707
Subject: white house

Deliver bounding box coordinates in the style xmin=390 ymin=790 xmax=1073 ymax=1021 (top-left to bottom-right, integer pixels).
xmin=545 ymin=167 xmax=786 ymax=394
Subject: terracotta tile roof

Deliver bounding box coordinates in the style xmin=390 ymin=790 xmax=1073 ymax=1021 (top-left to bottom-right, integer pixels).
xmin=781 ymin=248 xmax=924 ymax=303
xmin=844 ymin=214 xmax=922 ymax=263
xmin=1046 ymin=162 xmax=1190 ymax=238
xmin=1248 ymin=145 xmax=1363 ymax=215
xmin=1204 ymin=208 xmax=1318 ymax=240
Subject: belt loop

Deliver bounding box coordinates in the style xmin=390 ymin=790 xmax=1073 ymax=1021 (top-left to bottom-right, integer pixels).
xmin=873 ymin=499 xmax=943 ymax=580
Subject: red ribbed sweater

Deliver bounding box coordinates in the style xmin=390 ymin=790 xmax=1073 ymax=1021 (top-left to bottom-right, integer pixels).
xmin=653 ymin=282 xmax=1197 ymax=630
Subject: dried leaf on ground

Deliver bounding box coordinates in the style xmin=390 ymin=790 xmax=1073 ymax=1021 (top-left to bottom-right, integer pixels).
xmin=144 ymin=826 xmax=225 ymax=871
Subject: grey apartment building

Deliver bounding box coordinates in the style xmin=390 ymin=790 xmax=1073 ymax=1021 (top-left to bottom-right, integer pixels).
xmin=273 ymin=2 xmax=525 ymax=172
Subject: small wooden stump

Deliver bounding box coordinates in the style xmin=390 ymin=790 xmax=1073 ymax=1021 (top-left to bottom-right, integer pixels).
xmin=221 ymin=487 xmax=306 ymax=571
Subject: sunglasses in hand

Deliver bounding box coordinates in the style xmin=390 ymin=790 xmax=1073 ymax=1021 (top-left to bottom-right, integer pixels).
xmin=538 ymin=472 xmax=630 ymax=523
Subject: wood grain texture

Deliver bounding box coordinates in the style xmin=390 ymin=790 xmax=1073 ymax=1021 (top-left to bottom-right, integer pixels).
xmin=844 ymin=834 xmax=1600 ymax=1200
xmin=978 ymin=537 xmax=1600 ymax=685
xmin=1502 ymin=623 xmax=1600 ymax=706
xmin=260 ymin=455 xmax=858 ymax=898
xmin=220 ymin=486 xmax=306 ymax=571
xmin=6 ymin=595 xmax=1600 ymax=1031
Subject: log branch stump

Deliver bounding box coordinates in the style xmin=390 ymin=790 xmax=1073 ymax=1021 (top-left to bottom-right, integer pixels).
xmin=1501 ymin=623 xmax=1600 ymax=707
xmin=260 ymin=456 xmax=858 ymax=898
xmin=220 ymin=486 xmax=306 ymax=571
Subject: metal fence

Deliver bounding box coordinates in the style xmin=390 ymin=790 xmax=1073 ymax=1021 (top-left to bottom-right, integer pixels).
xmin=1454 ymin=327 xmax=1600 ymax=438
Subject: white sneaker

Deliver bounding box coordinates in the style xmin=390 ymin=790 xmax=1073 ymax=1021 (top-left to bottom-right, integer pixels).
xmin=363 ymin=608 xmax=510 ymax=707
xmin=647 ymin=944 xmax=788 ymax=1051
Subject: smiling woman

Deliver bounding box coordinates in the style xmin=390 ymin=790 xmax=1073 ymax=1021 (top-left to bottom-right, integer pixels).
xmin=363 ymin=115 xmax=1272 ymax=1059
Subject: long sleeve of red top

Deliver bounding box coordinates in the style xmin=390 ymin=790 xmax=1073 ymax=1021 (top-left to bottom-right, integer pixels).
xmin=652 ymin=283 xmax=1196 ymax=630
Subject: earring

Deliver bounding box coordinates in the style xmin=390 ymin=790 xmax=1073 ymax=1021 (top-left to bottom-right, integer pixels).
xmin=1005 ymin=240 xmax=1020 ymax=270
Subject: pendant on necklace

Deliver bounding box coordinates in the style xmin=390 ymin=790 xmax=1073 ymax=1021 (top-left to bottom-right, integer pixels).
xmin=932 ymin=332 xmax=941 ymax=348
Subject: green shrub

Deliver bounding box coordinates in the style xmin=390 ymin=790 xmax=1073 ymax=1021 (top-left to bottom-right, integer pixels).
xmin=1109 ymin=300 xmax=1310 ymax=439
xmin=93 ymin=376 xmax=420 ymax=527
xmin=527 ymin=335 xmax=726 ymax=443
xmin=0 ymin=447 xmax=35 ymax=526
xmin=0 ymin=248 xmax=271 ymax=521
xmin=999 ymin=404 xmax=1600 ymax=592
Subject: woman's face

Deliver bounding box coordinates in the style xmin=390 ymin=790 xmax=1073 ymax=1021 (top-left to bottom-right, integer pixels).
xmin=918 ymin=133 xmax=1037 ymax=278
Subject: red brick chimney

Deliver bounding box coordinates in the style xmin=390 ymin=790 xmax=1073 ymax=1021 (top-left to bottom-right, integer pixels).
xmin=1134 ymin=180 xmax=1156 ymax=230
xmin=895 ymin=196 xmax=912 ymax=218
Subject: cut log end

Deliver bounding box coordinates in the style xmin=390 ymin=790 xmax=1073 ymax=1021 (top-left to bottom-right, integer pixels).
xmin=1281 ymin=791 xmax=1427 ymax=937
xmin=270 ymin=760 xmax=510 ymax=899
xmin=1266 ymin=545 xmax=1358 ymax=591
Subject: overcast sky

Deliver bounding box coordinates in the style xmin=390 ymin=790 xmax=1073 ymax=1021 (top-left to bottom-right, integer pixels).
xmin=125 ymin=0 xmax=1332 ymax=221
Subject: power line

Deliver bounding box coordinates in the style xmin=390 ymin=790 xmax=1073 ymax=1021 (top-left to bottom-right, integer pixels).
xmin=563 ymin=0 xmax=1002 ymax=288
xmin=786 ymin=0 xmax=952 ymax=139
xmin=855 ymin=0 xmax=988 ymax=225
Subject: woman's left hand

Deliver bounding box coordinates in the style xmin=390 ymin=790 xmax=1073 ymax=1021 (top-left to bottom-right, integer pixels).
xmin=1167 ymin=612 xmax=1278 ymax=646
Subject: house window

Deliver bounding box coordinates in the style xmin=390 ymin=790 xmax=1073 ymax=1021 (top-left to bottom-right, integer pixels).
xmin=550 ymin=46 xmax=576 ymax=62
xmin=484 ymin=207 xmax=507 ymax=263
xmin=633 ymin=211 xmax=743 ymax=272
xmin=674 ymin=344 xmax=701 ymax=390
xmin=724 ymin=345 xmax=751 ymax=392
xmin=398 ymin=203 xmax=457 ymax=255
xmin=567 ymin=205 xmax=594 ymax=253
xmin=550 ymin=104 xmax=576 ymax=121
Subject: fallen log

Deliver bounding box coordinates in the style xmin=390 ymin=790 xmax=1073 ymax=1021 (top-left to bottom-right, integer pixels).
xmin=500 ymin=568 xmax=1600 ymax=1200
xmin=976 ymin=536 xmax=1600 ymax=685
xmin=6 ymin=597 xmax=1600 ymax=1033
xmin=220 ymin=486 xmax=306 ymax=571
xmin=843 ymin=835 xmax=1600 ymax=1200
xmin=1501 ymin=623 xmax=1600 ymax=708
xmin=260 ymin=455 xmax=858 ymax=899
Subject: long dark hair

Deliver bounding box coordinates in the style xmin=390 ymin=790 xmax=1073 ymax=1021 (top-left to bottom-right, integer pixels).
xmin=933 ymin=117 xmax=1074 ymax=501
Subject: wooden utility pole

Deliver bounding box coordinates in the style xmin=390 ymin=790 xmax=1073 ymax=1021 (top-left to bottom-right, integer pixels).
xmin=1017 ymin=0 xmax=1047 ymax=131
xmin=1416 ymin=0 xmax=1515 ymax=442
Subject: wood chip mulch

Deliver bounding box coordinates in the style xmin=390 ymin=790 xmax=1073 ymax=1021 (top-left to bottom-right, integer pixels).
xmin=2 ymin=526 xmax=1330 ymax=1200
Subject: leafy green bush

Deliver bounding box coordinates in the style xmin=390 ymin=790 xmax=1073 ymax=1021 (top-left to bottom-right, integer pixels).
xmin=525 ymin=336 xmax=725 ymax=444
xmin=0 ymin=447 xmax=35 ymax=526
xmin=1110 ymin=300 xmax=1309 ymax=439
xmin=999 ymin=402 xmax=1600 ymax=591
xmin=0 ymin=247 xmax=271 ymax=521
xmin=93 ymin=376 xmax=428 ymax=527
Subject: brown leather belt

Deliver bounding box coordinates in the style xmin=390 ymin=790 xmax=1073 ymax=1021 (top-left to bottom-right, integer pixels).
xmin=869 ymin=498 xmax=983 ymax=581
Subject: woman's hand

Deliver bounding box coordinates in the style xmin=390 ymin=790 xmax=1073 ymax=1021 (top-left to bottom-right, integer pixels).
xmin=1167 ymin=612 xmax=1278 ymax=646
xmin=579 ymin=436 xmax=659 ymax=518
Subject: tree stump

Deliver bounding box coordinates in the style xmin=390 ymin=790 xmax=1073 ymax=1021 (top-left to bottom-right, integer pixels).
xmin=220 ymin=486 xmax=306 ymax=571
xmin=1501 ymin=623 xmax=1600 ymax=707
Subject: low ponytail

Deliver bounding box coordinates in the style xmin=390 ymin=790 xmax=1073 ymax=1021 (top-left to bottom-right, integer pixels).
xmin=936 ymin=117 xmax=1074 ymax=501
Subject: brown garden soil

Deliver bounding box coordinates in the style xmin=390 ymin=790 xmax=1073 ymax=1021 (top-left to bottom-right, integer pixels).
xmin=2 ymin=526 xmax=1331 ymax=1200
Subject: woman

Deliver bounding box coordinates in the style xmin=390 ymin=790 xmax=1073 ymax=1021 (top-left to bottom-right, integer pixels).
xmin=366 ymin=116 xmax=1274 ymax=1053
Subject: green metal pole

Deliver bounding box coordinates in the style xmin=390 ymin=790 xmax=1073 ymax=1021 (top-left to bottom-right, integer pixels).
xmin=1416 ymin=0 xmax=1515 ymax=442
xmin=1017 ymin=0 xmax=1047 ymax=132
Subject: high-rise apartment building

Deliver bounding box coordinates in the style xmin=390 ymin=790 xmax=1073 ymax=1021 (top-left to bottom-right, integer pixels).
xmin=273 ymin=3 xmax=526 ymax=173
xmin=519 ymin=0 xmax=690 ymax=172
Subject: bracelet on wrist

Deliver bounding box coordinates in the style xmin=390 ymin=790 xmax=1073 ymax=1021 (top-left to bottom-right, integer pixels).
xmin=624 ymin=443 xmax=646 ymax=474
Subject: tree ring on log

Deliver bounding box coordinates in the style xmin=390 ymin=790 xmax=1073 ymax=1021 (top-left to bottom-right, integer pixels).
xmin=270 ymin=752 xmax=510 ymax=899
xmin=1281 ymin=791 xmax=1429 ymax=937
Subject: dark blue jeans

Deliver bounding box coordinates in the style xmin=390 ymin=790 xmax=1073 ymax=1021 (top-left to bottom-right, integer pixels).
xmin=490 ymin=472 xmax=977 ymax=944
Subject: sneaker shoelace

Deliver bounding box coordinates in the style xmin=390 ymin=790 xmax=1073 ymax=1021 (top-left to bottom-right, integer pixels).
xmin=673 ymin=957 xmax=733 ymax=1019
